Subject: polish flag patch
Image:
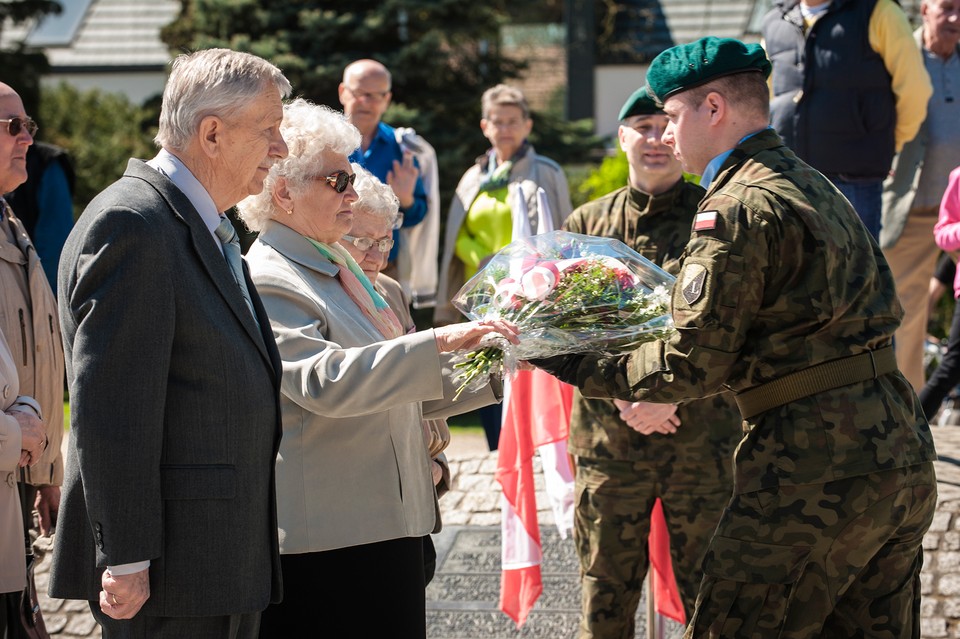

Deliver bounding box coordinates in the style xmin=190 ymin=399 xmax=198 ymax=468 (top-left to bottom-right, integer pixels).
xmin=694 ymin=210 xmax=718 ymax=231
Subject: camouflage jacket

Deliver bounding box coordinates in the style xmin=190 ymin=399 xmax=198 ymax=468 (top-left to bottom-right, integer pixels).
xmin=563 ymin=181 xmax=741 ymax=471
xmin=549 ymin=129 xmax=936 ymax=494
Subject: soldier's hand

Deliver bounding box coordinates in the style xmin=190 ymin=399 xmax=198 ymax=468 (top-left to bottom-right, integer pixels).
xmin=613 ymin=399 xmax=681 ymax=435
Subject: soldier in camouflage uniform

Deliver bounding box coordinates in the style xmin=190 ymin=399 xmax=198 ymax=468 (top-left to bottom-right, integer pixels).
xmin=536 ymin=37 xmax=937 ymax=638
xmin=563 ymin=87 xmax=740 ymax=638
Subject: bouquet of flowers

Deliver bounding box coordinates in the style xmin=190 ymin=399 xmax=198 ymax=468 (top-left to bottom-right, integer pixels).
xmin=452 ymin=230 xmax=677 ymax=397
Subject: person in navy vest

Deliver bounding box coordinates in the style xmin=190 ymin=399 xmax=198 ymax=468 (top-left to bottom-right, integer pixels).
xmin=762 ymin=0 xmax=932 ymax=240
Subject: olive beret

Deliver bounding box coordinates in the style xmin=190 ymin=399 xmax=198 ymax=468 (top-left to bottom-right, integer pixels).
xmin=618 ymin=86 xmax=663 ymax=120
xmin=646 ymin=37 xmax=772 ymax=102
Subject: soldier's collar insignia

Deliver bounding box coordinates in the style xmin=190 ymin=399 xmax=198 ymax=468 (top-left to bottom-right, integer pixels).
xmin=693 ymin=210 xmax=718 ymax=231
xmin=681 ymin=263 xmax=707 ymax=305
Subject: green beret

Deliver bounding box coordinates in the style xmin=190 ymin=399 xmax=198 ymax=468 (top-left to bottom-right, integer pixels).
xmin=618 ymin=86 xmax=662 ymax=120
xmin=646 ymin=37 xmax=771 ymax=102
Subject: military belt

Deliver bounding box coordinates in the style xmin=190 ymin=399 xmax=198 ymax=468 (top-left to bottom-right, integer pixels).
xmin=735 ymin=346 xmax=897 ymax=422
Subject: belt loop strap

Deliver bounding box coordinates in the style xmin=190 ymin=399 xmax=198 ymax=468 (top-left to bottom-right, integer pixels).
xmin=736 ymin=346 xmax=898 ymax=421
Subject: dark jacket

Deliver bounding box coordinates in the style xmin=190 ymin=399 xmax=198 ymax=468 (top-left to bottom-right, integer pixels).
xmin=50 ymin=160 xmax=284 ymax=616
xmin=763 ymin=0 xmax=896 ymax=180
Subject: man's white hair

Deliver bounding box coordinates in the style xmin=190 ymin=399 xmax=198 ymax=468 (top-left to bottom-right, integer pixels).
xmin=155 ymin=48 xmax=292 ymax=151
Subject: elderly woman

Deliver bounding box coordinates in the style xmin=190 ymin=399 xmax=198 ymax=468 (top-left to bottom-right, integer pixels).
xmin=435 ymin=83 xmax=573 ymax=449
xmin=344 ymin=165 xmax=455 ymax=585
xmin=344 ymin=164 xmax=451 ymax=483
xmin=1 ymin=334 xmax=46 ymax=635
xmin=238 ymin=99 xmax=515 ymax=638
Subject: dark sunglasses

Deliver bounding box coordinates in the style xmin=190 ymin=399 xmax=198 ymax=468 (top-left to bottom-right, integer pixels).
xmin=1 ymin=117 xmax=38 ymax=138
xmin=320 ymin=170 xmax=356 ymax=193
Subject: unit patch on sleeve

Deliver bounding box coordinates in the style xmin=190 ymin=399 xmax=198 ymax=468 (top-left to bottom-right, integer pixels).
xmin=693 ymin=210 xmax=718 ymax=231
xmin=681 ymin=263 xmax=708 ymax=305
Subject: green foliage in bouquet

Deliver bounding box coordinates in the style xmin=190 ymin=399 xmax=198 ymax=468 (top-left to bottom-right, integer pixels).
xmin=452 ymin=233 xmax=675 ymax=398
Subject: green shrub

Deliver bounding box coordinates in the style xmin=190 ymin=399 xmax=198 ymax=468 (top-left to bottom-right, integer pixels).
xmin=37 ymin=83 xmax=157 ymax=218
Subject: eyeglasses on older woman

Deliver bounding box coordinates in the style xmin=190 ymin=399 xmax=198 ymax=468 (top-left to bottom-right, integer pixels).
xmin=341 ymin=234 xmax=394 ymax=253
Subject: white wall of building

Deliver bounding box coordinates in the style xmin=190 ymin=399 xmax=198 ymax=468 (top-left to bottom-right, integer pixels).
xmin=594 ymin=64 xmax=650 ymax=138
xmin=41 ymin=71 xmax=167 ymax=105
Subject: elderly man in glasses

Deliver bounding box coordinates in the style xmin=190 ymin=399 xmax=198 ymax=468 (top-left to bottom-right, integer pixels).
xmin=0 ymin=81 xmax=66 ymax=545
xmin=48 ymin=50 xmax=290 ymax=639
xmin=339 ymin=58 xmax=440 ymax=308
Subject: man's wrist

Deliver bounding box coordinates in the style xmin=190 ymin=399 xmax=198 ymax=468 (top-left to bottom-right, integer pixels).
xmin=107 ymin=560 xmax=151 ymax=576
xmin=11 ymin=395 xmax=42 ymax=420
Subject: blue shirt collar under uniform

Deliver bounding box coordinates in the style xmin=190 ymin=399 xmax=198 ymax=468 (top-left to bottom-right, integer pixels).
xmin=699 ymin=127 xmax=771 ymax=191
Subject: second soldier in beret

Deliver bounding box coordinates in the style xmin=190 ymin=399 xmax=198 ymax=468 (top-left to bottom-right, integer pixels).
xmin=563 ymin=86 xmax=740 ymax=637
xmin=537 ymin=36 xmax=936 ymax=637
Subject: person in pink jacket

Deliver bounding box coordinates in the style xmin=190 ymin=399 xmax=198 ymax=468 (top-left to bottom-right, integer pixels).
xmin=919 ymin=165 xmax=960 ymax=419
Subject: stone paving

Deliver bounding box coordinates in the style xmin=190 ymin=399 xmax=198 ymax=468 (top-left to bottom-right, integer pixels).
xmin=29 ymin=424 xmax=960 ymax=637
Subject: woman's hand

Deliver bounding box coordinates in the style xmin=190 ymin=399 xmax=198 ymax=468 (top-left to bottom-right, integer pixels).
xmin=434 ymin=320 xmax=520 ymax=353
xmin=12 ymin=410 xmax=46 ymax=467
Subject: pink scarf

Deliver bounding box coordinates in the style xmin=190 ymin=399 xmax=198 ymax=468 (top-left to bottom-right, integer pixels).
xmin=308 ymin=239 xmax=404 ymax=340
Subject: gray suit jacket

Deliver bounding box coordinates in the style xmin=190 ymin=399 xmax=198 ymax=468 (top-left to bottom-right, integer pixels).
xmin=49 ymin=160 xmax=284 ymax=617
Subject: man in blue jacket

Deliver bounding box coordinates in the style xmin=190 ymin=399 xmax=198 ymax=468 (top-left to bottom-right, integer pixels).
xmin=339 ymin=59 xmax=428 ymax=279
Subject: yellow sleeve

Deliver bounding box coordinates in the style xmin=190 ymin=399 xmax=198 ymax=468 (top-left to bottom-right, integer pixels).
xmin=869 ymin=0 xmax=931 ymax=152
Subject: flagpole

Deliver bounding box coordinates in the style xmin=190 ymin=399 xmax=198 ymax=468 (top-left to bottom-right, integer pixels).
xmin=646 ymin=572 xmax=665 ymax=639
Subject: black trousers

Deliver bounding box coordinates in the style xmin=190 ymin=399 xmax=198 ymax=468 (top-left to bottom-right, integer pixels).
xmin=259 ymin=536 xmax=425 ymax=639
xmin=1 ymin=590 xmax=19 ymax=639
xmin=920 ymin=297 xmax=960 ymax=419
xmin=90 ymin=605 xmax=260 ymax=639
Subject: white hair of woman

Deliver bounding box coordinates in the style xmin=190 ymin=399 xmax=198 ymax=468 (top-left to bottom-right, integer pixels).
xmin=350 ymin=163 xmax=399 ymax=228
xmin=238 ymin=98 xmax=362 ymax=232
xmin=155 ymin=48 xmax=291 ymax=151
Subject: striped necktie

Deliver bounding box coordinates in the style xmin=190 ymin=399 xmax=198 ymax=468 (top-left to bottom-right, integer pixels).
xmin=214 ymin=215 xmax=259 ymax=328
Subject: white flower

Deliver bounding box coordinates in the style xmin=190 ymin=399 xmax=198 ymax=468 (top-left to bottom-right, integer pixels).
xmin=520 ymin=263 xmax=561 ymax=301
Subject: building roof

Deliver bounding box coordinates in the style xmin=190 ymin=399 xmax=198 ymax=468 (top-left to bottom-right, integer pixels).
xmin=597 ymin=0 xmax=762 ymax=64
xmin=2 ymin=0 xmax=179 ymax=71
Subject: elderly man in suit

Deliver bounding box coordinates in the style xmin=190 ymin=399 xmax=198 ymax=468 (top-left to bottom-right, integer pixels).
xmin=49 ymin=49 xmax=289 ymax=639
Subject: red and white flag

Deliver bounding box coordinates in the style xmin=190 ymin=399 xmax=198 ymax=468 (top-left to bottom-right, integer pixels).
xmin=496 ymin=185 xmax=576 ymax=627
xmin=496 ymin=368 xmax=574 ymax=627
xmin=649 ymin=497 xmax=686 ymax=624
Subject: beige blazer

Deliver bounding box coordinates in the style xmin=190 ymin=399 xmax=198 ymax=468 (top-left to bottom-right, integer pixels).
xmin=376 ymin=274 xmax=454 ymax=509
xmin=0 ymin=334 xmax=26 ymax=593
xmin=0 ymin=200 xmax=65 ymax=486
xmin=247 ymin=221 xmax=494 ymax=553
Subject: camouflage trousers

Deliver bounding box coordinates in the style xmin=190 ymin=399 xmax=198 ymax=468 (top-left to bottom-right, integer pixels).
xmin=575 ymin=456 xmax=733 ymax=639
xmin=686 ymin=462 xmax=937 ymax=638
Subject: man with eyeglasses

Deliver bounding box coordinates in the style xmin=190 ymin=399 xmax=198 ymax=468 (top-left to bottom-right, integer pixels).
xmin=339 ymin=59 xmax=440 ymax=309
xmin=0 ymin=82 xmax=66 ymax=554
